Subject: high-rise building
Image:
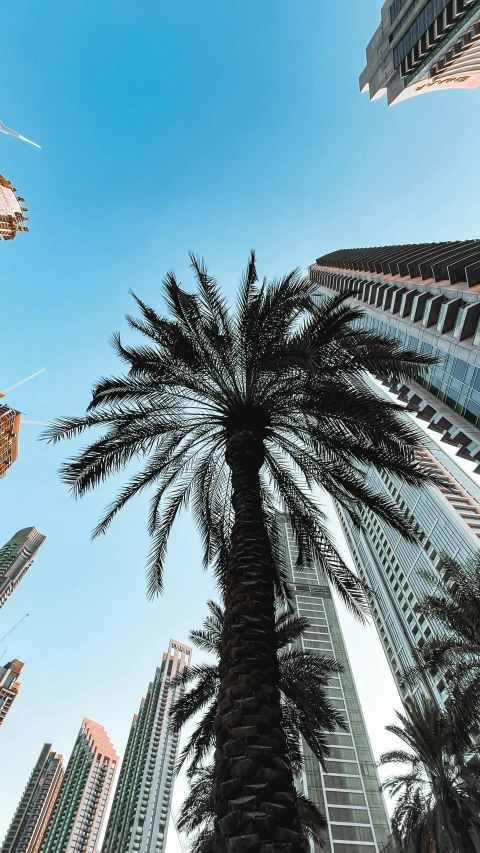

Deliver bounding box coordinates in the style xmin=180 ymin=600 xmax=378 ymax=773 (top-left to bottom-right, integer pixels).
xmin=0 ymin=659 xmax=23 ymax=727
xmin=39 ymin=719 xmax=118 ymax=853
xmin=102 ymin=639 xmax=192 ymax=853
xmin=0 ymin=405 xmax=21 ymax=478
xmin=1 ymin=745 xmax=64 ymax=853
xmin=360 ymin=0 xmax=480 ymax=105
xmin=310 ymin=247 xmax=480 ymax=705
xmin=0 ymin=175 xmax=28 ymax=239
xmin=0 ymin=528 xmax=46 ymax=609
xmin=278 ymin=515 xmax=391 ymax=853
xmin=310 ymin=242 xmax=480 ymax=467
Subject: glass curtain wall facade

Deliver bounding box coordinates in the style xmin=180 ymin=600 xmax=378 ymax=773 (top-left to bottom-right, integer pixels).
xmin=102 ymin=639 xmax=192 ymax=853
xmin=360 ymin=0 xmax=480 ymax=105
xmin=39 ymin=719 xmax=117 ymax=853
xmin=278 ymin=515 xmax=390 ymax=853
xmin=1 ymin=744 xmax=64 ymax=853
xmin=310 ymin=243 xmax=480 ymax=466
xmin=0 ymin=527 xmax=46 ymax=609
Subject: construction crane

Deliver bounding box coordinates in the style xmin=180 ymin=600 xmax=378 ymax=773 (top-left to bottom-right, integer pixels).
xmin=0 ymin=614 xmax=29 ymax=645
xmin=0 ymin=368 xmax=46 ymax=399
xmin=0 ymin=614 xmax=29 ymax=663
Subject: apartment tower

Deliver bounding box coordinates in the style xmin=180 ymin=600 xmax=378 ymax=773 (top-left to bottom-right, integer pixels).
xmin=102 ymin=639 xmax=192 ymax=853
xmin=0 ymin=174 xmax=28 ymax=240
xmin=1 ymin=745 xmax=64 ymax=853
xmin=39 ymin=719 xmax=117 ymax=853
xmin=0 ymin=405 xmax=21 ymax=478
xmin=360 ymin=0 xmax=480 ymax=105
xmin=310 ymin=245 xmax=480 ymax=705
xmin=278 ymin=515 xmax=390 ymax=852
xmin=0 ymin=659 xmax=23 ymax=727
xmin=0 ymin=528 xmax=46 ymax=609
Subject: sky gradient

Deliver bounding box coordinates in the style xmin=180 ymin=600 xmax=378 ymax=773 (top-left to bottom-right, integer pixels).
xmin=2 ymin=0 xmax=480 ymax=848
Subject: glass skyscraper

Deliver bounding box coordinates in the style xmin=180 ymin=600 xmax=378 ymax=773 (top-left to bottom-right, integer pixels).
xmin=310 ymin=246 xmax=480 ymax=706
xmin=102 ymin=639 xmax=191 ymax=853
xmin=0 ymin=527 xmax=46 ymax=609
xmin=39 ymin=719 xmax=117 ymax=853
xmin=278 ymin=515 xmax=390 ymax=853
xmin=1 ymin=744 xmax=64 ymax=853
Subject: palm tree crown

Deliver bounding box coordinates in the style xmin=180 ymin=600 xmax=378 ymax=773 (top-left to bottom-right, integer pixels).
xmin=169 ymin=599 xmax=346 ymax=778
xmin=414 ymin=555 xmax=480 ymax=723
xmin=380 ymin=699 xmax=480 ymax=852
xmin=45 ymin=252 xmax=435 ymax=610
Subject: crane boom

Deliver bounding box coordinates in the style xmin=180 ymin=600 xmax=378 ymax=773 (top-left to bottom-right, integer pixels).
xmin=0 ymin=368 xmax=46 ymax=398
xmin=0 ymin=613 xmax=29 ymax=644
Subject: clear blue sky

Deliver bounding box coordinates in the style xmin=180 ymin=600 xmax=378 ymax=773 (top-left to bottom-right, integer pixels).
xmin=2 ymin=0 xmax=480 ymax=846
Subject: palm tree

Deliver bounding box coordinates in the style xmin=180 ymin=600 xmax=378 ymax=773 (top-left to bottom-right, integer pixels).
xmin=177 ymin=762 xmax=327 ymax=853
xmin=45 ymin=253 xmax=437 ymax=853
xmin=169 ymin=600 xmax=346 ymax=778
xmin=379 ymin=698 xmax=480 ymax=852
xmin=413 ymin=555 xmax=480 ymax=725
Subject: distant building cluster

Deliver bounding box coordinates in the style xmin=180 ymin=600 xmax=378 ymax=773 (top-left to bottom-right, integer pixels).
xmin=360 ymin=0 xmax=480 ymax=105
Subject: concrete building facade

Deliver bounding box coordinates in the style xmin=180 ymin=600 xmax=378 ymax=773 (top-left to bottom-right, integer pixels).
xmin=0 ymin=405 xmax=21 ymax=478
xmin=0 ymin=659 xmax=23 ymax=727
xmin=1 ymin=744 xmax=64 ymax=853
xmin=278 ymin=515 xmax=391 ymax=853
xmin=0 ymin=174 xmax=28 ymax=240
xmin=360 ymin=0 xmax=480 ymax=105
xmin=0 ymin=527 xmax=46 ymax=609
xmin=39 ymin=719 xmax=117 ymax=853
xmin=102 ymin=639 xmax=192 ymax=853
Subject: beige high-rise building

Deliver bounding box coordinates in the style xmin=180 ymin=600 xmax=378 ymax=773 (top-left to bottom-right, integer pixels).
xmin=360 ymin=0 xmax=480 ymax=105
xmin=1 ymin=745 xmax=64 ymax=853
xmin=102 ymin=639 xmax=192 ymax=853
xmin=0 ymin=175 xmax=28 ymax=239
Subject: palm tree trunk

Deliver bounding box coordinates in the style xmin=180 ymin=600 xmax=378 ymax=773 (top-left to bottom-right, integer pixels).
xmin=213 ymin=430 xmax=304 ymax=853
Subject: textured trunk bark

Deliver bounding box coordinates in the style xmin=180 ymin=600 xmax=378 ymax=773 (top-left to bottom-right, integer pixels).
xmin=213 ymin=430 xmax=304 ymax=853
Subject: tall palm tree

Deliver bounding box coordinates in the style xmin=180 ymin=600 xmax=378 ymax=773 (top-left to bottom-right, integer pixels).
xmin=379 ymin=699 xmax=480 ymax=852
xmin=177 ymin=762 xmax=327 ymax=853
xmin=169 ymin=600 xmax=346 ymax=778
xmin=45 ymin=253 xmax=436 ymax=853
xmin=413 ymin=556 xmax=480 ymax=725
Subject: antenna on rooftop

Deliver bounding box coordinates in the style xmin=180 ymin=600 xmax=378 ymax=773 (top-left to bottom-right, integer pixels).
xmin=0 ymin=368 xmax=46 ymax=398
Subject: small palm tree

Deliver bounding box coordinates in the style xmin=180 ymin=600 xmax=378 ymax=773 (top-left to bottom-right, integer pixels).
xmin=169 ymin=600 xmax=345 ymax=777
xmin=380 ymin=699 xmax=480 ymax=853
xmin=414 ymin=556 xmax=480 ymax=724
xmin=46 ymin=254 xmax=436 ymax=853
xmin=177 ymin=763 xmax=327 ymax=853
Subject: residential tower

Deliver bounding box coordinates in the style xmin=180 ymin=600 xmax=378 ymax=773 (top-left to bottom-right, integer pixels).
xmin=0 ymin=659 xmax=23 ymax=727
xmin=0 ymin=528 xmax=46 ymax=609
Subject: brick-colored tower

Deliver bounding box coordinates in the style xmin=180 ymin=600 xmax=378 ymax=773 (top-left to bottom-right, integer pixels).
xmin=0 ymin=659 xmax=23 ymax=728
xmin=39 ymin=719 xmax=118 ymax=853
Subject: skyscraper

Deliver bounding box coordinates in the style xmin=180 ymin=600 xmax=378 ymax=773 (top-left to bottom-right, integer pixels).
xmin=0 ymin=175 xmax=29 ymax=239
xmin=0 ymin=528 xmax=46 ymax=609
xmin=310 ymin=242 xmax=480 ymax=467
xmin=310 ymin=247 xmax=480 ymax=704
xmin=102 ymin=639 xmax=192 ymax=853
xmin=39 ymin=719 xmax=118 ymax=853
xmin=360 ymin=1 xmax=480 ymax=106
xmin=278 ymin=515 xmax=391 ymax=853
xmin=0 ymin=405 xmax=21 ymax=478
xmin=1 ymin=745 xmax=64 ymax=853
xmin=0 ymin=659 xmax=23 ymax=727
